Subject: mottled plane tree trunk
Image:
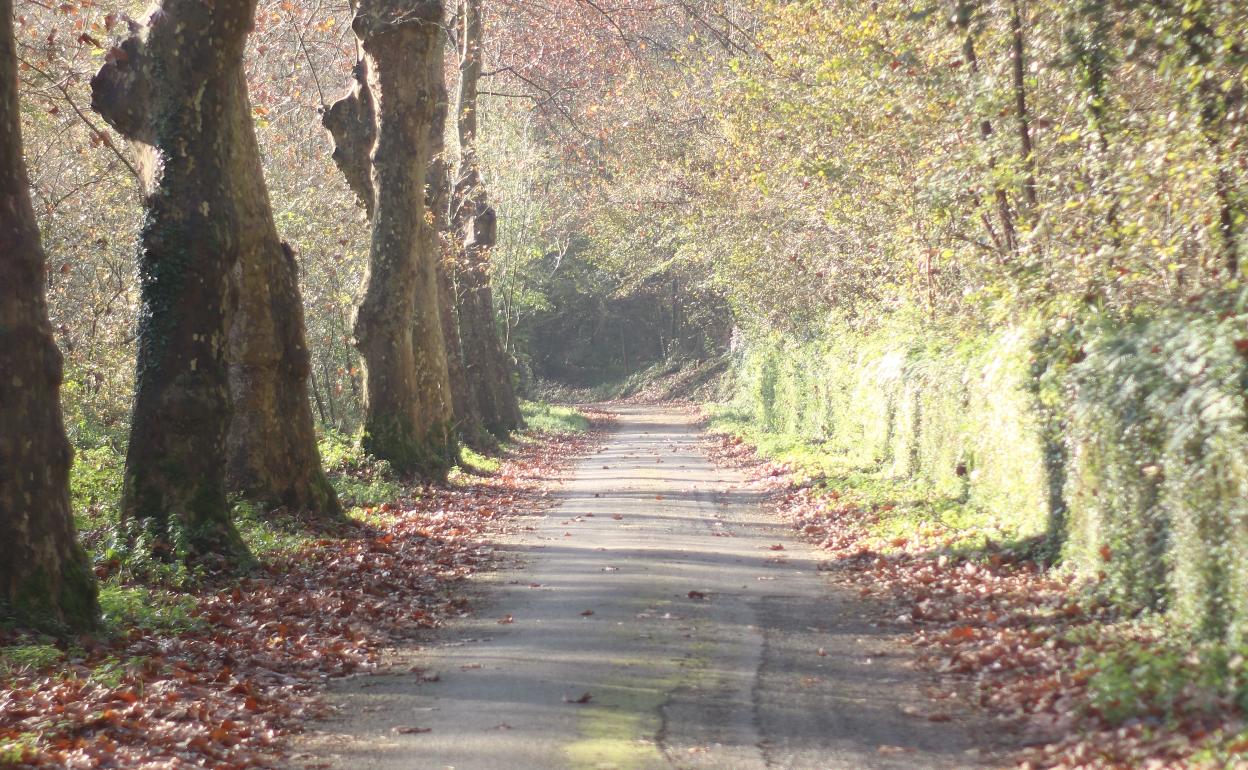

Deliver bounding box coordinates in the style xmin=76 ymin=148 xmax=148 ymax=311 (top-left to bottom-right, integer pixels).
xmin=423 ymin=40 xmax=486 ymax=446
xmin=452 ymin=0 xmax=522 ymax=437
xmin=323 ymin=0 xmax=456 ymax=479
xmin=90 ymin=0 xmax=259 ymax=565
xmin=0 ymin=0 xmax=99 ymax=631
xmin=223 ymin=70 xmax=342 ymax=518
xmin=95 ymin=16 xmax=338 ymax=524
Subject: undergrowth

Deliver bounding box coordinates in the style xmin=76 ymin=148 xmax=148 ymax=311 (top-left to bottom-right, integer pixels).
xmin=713 ymin=316 xmax=1248 ymax=765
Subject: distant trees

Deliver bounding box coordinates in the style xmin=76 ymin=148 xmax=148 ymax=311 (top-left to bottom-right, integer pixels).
xmin=0 ymin=0 xmax=98 ymax=630
xmin=450 ymin=0 xmax=522 ymax=437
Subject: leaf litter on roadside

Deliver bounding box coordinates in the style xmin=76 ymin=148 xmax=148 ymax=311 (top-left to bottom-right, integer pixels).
xmin=0 ymin=412 xmax=613 ymax=769
xmin=704 ymin=430 xmax=1247 ymax=770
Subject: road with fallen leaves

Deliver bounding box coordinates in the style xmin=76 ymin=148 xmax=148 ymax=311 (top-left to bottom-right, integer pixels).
xmin=300 ymin=405 xmax=993 ymax=770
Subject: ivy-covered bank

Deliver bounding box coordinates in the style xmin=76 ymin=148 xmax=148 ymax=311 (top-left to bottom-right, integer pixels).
xmin=717 ymin=311 xmax=1248 ymax=647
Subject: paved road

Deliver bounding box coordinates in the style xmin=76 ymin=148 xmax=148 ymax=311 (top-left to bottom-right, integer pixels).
xmin=300 ymin=406 xmax=991 ymax=770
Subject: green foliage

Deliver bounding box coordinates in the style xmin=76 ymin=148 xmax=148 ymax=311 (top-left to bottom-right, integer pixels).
xmin=0 ymin=643 xmax=64 ymax=675
xmin=519 ymin=401 xmax=590 ymax=434
xmin=0 ymin=732 xmax=39 ymax=764
xmin=725 ymin=304 xmax=1248 ymax=653
xmin=725 ymin=321 xmax=1055 ymax=546
xmin=1065 ymin=309 xmax=1248 ymax=644
xmin=318 ymin=429 xmax=404 ymax=510
xmin=97 ymin=584 xmax=201 ymax=634
xmin=233 ymin=502 xmax=321 ymax=558
xmin=1080 ymin=625 xmax=1248 ymax=726
xmin=70 ymin=442 xmax=125 ymax=535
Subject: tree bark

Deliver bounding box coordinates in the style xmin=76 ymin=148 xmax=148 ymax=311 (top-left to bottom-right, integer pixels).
xmin=1009 ymin=0 xmax=1038 ymax=213
xmin=325 ymin=0 xmax=456 ymax=479
xmin=91 ymin=0 xmax=258 ymax=565
xmin=452 ymin=0 xmax=522 ymax=437
xmin=439 ymin=253 xmax=484 ymax=445
xmin=0 ymin=0 xmax=99 ymax=631
xmin=223 ymin=70 xmax=341 ymax=518
xmin=422 ymin=52 xmax=486 ymax=445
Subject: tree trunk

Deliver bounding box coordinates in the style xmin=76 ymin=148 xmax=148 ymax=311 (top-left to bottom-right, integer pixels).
xmin=223 ymin=70 xmax=342 ymax=518
xmin=452 ymin=0 xmax=522 ymax=437
xmin=325 ymin=0 xmax=456 ymax=479
xmin=91 ymin=0 xmax=258 ymax=565
xmin=423 ymin=57 xmax=486 ymax=445
xmin=1009 ymin=0 xmax=1038 ymax=213
xmin=0 ymin=0 xmax=99 ymax=631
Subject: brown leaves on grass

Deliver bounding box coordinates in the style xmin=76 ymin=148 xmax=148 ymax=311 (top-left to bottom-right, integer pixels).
xmin=704 ymin=431 xmax=1240 ymax=770
xmin=0 ymin=416 xmax=611 ymax=769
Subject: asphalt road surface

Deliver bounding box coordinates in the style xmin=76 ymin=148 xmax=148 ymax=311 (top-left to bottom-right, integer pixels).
xmin=299 ymin=405 xmax=993 ymax=770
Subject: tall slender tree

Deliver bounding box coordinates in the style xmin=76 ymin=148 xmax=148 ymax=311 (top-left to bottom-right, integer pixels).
xmin=90 ymin=0 xmax=261 ymax=564
xmin=452 ymin=0 xmax=523 ymax=437
xmin=0 ymin=0 xmax=99 ymax=630
xmin=323 ymin=0 xmax=456 ymax=478
xmin=423 ymin=42 xmax=486 ymax=445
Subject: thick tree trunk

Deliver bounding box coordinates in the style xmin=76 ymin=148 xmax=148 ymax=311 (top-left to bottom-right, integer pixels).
xmin=0 ymin=0 xmax=99 ymax=631
xmin=223 ymin=69 xmax=341 ymax=518
xmin=455 ymin=212 xmax=522 ymax=436
xmin=91 ymin=0 xmax=257 ymax=565
xmin=326 ymin=0 xmax=455 ymax=479
xmin=452 ymin=0 xmax=522 ymax=437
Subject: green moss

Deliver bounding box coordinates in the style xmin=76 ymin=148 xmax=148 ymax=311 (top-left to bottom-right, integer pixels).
xmin=361 ymin=415 xmax=457 ymax=480
xmin=457 ymin=445 xmax=501 ymax=474
xmin=4 ymin=550 xmax=99 ymax=635
xmin=564 ymin=641 xmax=712 ymax=769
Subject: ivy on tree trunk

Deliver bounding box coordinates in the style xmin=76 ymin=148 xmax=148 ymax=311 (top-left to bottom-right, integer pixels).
xmin=90 ymin=0 xmax=260 ymax=566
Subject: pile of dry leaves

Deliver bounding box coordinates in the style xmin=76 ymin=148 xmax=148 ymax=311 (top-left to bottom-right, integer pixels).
xmin=0 ymin=414 xmax=609 ymax=769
